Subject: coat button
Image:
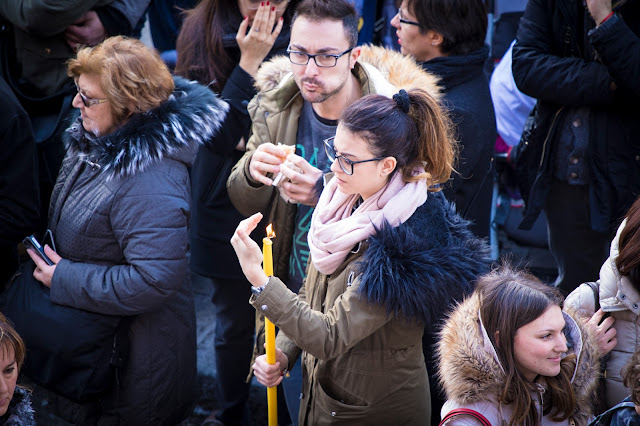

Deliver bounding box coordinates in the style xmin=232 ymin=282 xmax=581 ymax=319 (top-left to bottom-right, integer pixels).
xmin=299 ymin=393 xmax=303 ymax=400
xmin=569 ymin=156 xmax=579 ymax=165
xmin=634 ymin=303 xmax=638 ymax=310
xmin=261 ymin=304 xmax=268 ymax=311
xmin=331 ymin=411 xmax=336 ymax=417
xmin=572 ymin=118 xmax=582 ymax=128
xmin=621 ymin=294 xmax=626 ymax=300
xmin=569 ymin=172 xmax=578 ymax=180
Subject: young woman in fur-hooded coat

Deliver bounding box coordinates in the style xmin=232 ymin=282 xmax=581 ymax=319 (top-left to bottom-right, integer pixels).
xmin=24 ymin=36 xmax=228 ymax=425
xmin=438 ymin=267 xmax=600 ymax=425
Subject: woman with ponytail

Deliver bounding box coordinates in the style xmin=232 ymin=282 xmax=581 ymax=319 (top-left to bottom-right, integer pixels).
xmin=231 ymin=88 xmax=490 ymax=425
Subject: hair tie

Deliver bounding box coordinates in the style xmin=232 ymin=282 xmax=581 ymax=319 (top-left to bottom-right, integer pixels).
xmin=393 ymin=89 xmax=410 ymax=114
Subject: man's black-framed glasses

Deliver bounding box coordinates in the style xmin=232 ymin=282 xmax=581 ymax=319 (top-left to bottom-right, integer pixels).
xmin=286 ymin=47 xmax=353 ymax=68
xmin=397 ymin=8 xmax=421 ymax=27
xmin=74 ymin=82 xmax=108 ymax=107
xmin=323 ymin=136 xmax=385 ymax=175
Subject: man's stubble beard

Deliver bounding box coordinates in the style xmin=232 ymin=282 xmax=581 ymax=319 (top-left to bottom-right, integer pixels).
xmin=298 ymin=66 xmax=351 ymax=105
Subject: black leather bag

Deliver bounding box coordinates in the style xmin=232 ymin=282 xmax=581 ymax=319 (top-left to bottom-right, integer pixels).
xmin=0 ymin=262 xmax=129 ymax=402
xmin=512 ymin=104 xmax=539 ymax=205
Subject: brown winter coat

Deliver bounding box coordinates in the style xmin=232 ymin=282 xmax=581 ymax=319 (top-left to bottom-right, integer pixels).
xmin=249 ymin=192 xmax=490 ymax=425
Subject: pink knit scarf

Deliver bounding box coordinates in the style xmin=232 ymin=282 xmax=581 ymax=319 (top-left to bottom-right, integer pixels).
xmin=308 ymin=170 xmax=428 ymax=275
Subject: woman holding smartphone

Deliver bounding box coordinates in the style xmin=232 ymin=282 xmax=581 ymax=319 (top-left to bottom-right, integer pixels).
xmin=175 ymin=1 xmax=299 ymax=424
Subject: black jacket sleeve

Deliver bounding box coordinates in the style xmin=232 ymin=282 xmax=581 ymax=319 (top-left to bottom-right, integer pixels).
xmin=589 ymin=13 xmax=640 ymax=99
xmin=511 ymin=0 xmax=614 ymax=106
xmin=204 ymin=64 xmax=258 ymax=155
xmin=0 ymin=80 xmax=40 ymax=247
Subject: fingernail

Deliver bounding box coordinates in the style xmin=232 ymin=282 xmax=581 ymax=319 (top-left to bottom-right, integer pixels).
xmin=261 ymin=2 xmax=264 ymax=5
xmin=280 ymin=16 xmax=284 ymax=21
xmin=266 ymin=1 xmax=270 ymax=5
xmin=244 ymin=16 xmax=248 ymax=20
xmin=272 ymin=6 xmax=275 ymax=11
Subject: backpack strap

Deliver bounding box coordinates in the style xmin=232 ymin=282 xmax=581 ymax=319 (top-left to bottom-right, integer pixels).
xmin=584 ymin=281 xmax=600 ymax=311
xmin=440 ymin=408 xmax=492 ymax=426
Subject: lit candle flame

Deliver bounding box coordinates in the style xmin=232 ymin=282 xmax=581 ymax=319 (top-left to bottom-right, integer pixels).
xmin=266 ymin=224 xmax=276 ymax=239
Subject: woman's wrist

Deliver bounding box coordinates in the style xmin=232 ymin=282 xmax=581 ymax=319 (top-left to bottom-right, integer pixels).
xmin=238 ymin=57 xmax=261 ymax=78
xmin=250 ymin=271 xmax=269 ymax=288
xmin=598 ymin=10 xmax=614 ymax=26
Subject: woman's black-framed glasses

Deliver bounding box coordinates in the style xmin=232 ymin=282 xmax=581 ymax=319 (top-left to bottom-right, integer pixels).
xmin=74 ymin=83 xmax=108 ymax=107
xmin=397 ymin=8 xmax=421 ymax=27
xmin=323 ymin=136 xmax=385 ymax=175
xmin=286 ymin=47 xmax=353 ymax=68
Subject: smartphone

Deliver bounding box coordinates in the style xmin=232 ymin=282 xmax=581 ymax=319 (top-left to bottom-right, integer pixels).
xmin=599 ymin=311 xmax=612 ymax=326
xmin=23 ymin=235 xmax=54 ymax=266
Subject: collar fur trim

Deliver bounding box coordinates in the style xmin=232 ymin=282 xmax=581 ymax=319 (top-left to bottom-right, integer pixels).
xmin=438 ymin=294 xmax=600 ymax=425
xmin=355 ymin=192 xmax=490 ymax=325
xmin=1 ymin=387 xmax=35 ymax=425
xmin=64 ymin=76 xmax=228 ymax=180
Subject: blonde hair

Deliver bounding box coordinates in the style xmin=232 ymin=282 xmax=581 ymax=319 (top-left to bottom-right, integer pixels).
xmin=0 ymin=313 xmax=25 ymax=371
xmin=68 ymin=36 xmax=174 ymax=124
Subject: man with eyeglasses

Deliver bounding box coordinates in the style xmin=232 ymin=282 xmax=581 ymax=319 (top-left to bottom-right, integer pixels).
xmin=227 ymin=0 xmax=439 ymax=423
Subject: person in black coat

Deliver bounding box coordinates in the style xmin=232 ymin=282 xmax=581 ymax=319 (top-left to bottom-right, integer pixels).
xmin=0 ymin=76 xmax=39 ymax=285
xmin=512 ymin=0 xmax=640 ymax=295
xmin=389 ymin=2 xmax=495 ymax=422
xmin=390 ymin=0 xmax=496 ymax=239
xmin=175 ymin=2 xmax=298 ymax=424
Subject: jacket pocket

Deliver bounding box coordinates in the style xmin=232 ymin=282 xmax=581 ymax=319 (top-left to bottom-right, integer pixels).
xmin=314 ymin=378 xmax=369 ymax=421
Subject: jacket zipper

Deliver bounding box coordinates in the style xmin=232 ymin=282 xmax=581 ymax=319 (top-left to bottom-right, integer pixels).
xmin=347 ymin=271 xmax=355 ymax=287
xmin=538 ymin=106 xmax=565 ymax=170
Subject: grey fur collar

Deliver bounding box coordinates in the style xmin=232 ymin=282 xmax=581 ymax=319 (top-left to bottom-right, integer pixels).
xmin=64 ymin=76 xmax=228 ymax=180
xmin=1 ymin=387 xmax=35 ymax=426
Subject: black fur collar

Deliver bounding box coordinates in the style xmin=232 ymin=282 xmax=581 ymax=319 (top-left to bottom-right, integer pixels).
xmin=356 ymin=192 xmax=491 ymax=324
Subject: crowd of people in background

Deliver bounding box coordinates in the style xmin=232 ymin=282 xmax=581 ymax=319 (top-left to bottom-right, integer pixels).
xmin=0 ymin=0 xmax=639 ymax=424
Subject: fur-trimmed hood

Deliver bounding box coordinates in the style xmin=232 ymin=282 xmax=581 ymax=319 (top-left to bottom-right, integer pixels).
xmin=1 ymin=387 xmax=35 ymax=426
xmin=253 ymin=44 xmax=441 ymax=100
xmin=438 ymin=293 xmax=600 ymax=425
xmin=64 ymin=76 xmax=228 ymax=180
xmin=356 ymin=192 xmax=490 ymax=325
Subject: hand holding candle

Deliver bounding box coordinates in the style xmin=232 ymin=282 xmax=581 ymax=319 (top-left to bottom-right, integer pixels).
xmin=231 ymin=215 xmax=279 ymax=425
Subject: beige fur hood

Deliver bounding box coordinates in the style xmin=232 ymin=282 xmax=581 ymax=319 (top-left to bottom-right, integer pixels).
xmin=253 ymin=44 xmax=441 ymax=99
xmin=438 ymin=293 xmax=600 ymax=425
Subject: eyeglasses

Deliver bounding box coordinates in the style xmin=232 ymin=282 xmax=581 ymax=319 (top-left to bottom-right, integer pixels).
xmin=75 ymin=83 xmax=108 ymax=107
xmin=244 ymin=0 xmax=289 ymax=11
xmin=286 ymin=47 xmax=353 ymax=68
xmin=397 ymin=8 xmax=421 ymax=27
xmin=323 ymin=136 xmax=385 ymax=175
